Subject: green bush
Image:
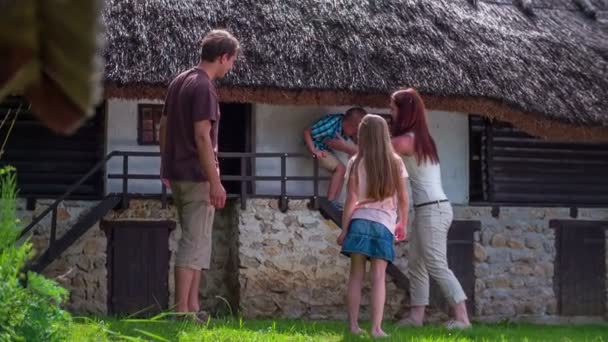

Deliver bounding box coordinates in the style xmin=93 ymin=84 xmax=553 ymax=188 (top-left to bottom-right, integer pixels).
xmin=0 ymin=166 xmax=72 ymax=341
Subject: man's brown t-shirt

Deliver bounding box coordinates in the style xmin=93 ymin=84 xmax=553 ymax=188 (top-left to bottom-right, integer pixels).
xmin=161 ymin=68 xmax=220 ymax=182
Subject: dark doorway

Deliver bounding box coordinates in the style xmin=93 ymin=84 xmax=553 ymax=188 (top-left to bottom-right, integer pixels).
xmin=552 ymin=220 xmax=606 ymax=316
xmin=218 ymin=103 xmax=253 ymax=195
xmin=103 ymin=220 xmax=175 ymax=316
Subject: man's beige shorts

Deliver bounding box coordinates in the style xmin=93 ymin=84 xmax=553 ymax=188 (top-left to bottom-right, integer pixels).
xmin=318 ymin=152 xmax=340 ymax=171
xmin=171 ymin=181 xmax=215 ymax=270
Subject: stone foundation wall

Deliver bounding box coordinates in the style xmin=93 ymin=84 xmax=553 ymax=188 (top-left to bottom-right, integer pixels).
xmin=238 ymin=199 xmax=408 ymax=320
xmin=18 ymin=198 xmax=239 ymax=316
xmin=239 ymin=199 xmax=608 ymax=321
xmin=454 ymin=207 xmax=608 ymax=321
xmin=16 ymin=196 xmax=608 ymax=321
xmin=17 ymin=200 xmax=106 ymax=314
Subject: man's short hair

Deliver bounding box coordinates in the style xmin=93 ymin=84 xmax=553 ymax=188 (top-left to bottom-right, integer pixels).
xmin=344 ymin=107 xmax=366 ymax=121
xmin=200 ymin=30 xmax=240 ymax=62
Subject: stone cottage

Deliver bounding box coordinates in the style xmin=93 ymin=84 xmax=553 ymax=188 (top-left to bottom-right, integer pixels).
xmin=1 ymin=0 xmax=608 ymax=322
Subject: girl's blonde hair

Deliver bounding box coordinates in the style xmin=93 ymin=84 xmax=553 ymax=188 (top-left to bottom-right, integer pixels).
xmin=350 ymin=114 xmax=402 ymax=201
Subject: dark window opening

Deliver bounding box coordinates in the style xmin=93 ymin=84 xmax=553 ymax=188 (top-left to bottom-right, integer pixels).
xmin=218 ymin=103 xmax=254 ymax=195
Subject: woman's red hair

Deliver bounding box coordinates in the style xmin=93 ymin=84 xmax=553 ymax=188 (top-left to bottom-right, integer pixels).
xmin=390 ymin=88 xmax=439 ymax=164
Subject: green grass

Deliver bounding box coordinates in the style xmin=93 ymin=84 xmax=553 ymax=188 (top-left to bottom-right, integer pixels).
xmin=69 ymin=317 xmax=608 ymax=342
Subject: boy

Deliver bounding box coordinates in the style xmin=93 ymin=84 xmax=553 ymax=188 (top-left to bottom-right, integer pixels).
xmin=304 ymin=107 xmax=366 ymax=208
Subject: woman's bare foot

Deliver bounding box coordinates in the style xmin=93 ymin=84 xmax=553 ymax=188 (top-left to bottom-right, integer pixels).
xmin=395 ymin=316 xmax=423 ymax=327
xmin=371 ymin=328 xmax=389 ymax=338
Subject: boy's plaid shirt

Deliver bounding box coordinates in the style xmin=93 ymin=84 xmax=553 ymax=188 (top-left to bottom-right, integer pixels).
xmin=309 ymin=113 xmax=344 ymax=151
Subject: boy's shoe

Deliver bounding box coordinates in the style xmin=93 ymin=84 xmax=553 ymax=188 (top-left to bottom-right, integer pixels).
xmin=329 ymin=200 xmax=344 ymax=211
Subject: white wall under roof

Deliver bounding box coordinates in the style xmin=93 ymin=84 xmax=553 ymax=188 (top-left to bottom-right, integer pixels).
xmin=254 ymin=104 xmax=469 ymax=204
xmin=104 ymin=100 xmax=469 ymax=203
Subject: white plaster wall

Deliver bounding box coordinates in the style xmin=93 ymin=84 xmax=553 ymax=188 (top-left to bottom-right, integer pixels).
xmin=105 ymin=99 xmax=164 ymax=194
xmin=104 ymin=100 xmax=470 ymax=203
xmin=427 ymin=110 xmax=470 ymax=204
xmin=254 ymin=105 xmax=470 ymax=204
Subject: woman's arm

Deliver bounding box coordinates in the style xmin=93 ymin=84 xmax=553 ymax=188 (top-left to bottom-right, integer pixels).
xmin=392 ymin=133 xmax=415 ymax=156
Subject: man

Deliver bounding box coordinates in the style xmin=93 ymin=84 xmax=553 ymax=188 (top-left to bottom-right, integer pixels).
xmin=159 ymin=29 xmax=239 ymax=322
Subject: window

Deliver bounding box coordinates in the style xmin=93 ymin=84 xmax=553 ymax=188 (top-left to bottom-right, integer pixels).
xmin=138 ymin=104 xmax=163 ymax=145
xmin=469 ymin=116 xmax=608 ymax=205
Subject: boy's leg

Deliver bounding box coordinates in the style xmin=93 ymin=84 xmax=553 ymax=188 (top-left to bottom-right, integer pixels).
xmin=317 ymin=152 xmax=344 ymax=201
xmin=347 ymin=253 xmax=366 ymax=334
xmin=370 ymin=258 xmax=389 ymax=337
xmin=328 ymin=162 xmax=346 ymax=201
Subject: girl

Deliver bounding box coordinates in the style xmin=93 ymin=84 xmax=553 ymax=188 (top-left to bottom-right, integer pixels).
xmin=390 ymin=88 xmax=471 ymax=330
xmin=337 ymin=114 xmax=409 ymax=338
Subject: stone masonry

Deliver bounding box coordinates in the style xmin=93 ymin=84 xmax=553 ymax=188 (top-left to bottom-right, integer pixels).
xmin=17 ymin=199 xmax=106 ymax=314
xmin=239 ymin=199 xmax=608 ymax=322
xmin=16 ymin=197 xmax=608 ymax=321
xmin=17 ymin=198 xmax=239 ymax=316
xmin=238 ymin=199 xmax=408 ymax=320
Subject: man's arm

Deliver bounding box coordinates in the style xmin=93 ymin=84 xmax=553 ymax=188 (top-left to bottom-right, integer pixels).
xmin=194 ymin=120 xmax=226 ymax=208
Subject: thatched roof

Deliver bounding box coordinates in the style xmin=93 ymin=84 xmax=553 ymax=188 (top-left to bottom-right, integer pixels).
xmin=104 ymin=0 xmax=608 ymax=141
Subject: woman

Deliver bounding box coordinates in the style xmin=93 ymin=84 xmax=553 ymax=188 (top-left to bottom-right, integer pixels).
xmin=390 ymin=88 xmax=471 ymax=329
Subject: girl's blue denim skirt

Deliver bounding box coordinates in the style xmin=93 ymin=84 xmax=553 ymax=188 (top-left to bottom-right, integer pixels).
xmin=340 ymin=219 xmax=395 ymax=263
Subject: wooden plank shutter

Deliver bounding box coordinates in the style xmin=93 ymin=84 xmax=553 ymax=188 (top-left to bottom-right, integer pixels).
xmin=0 ymin=96 xmax=105 ymax=198
xmin=554 ymin=220 xmax=606 ymax=316
xmin=106 ymin=221 xmax=173 ymax=316
xmin=470 ymin=116 xmax=608 ymax=205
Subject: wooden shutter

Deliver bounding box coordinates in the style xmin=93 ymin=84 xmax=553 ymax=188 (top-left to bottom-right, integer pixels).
xmin=0 ymin=96 xmax=105 ymax=198
xmin=553 ymin=220 xmax=606 ymax=316
xmin=470 ymin=116 xmax=608 ymax=205
xmin=105 ymin=221 xmax=173 ymax=316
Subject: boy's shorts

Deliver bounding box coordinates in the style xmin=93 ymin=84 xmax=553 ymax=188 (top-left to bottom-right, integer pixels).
xmin=318 ymin=152 xmax=340 ymax=171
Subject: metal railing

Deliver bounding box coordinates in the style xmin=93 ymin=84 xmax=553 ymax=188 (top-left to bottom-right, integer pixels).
xmin=107 ymin=151 xmax=330 ymax=211
xmin=21 ymin=150 xmax=331 ymax=240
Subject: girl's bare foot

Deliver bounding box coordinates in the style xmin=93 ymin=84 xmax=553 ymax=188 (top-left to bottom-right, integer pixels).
xmin=349 ymin=326 xmax=364 ymax=335
xmin=371 ymin=329 xmax=389 ymax=338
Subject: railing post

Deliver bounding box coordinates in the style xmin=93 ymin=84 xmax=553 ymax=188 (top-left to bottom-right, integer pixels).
xmin=122 ymin=155 xmax=129 ymax=209
xmin=161 ymin=182 xmax=167 ymax=209
xmin=240 ymin=156 xmax=247 ymax=210
xmin=279 ymin=154 xmax=288 ymax=212
xmin=49 ymin=206 xmax=57 ymax=259
xmin=311 ymin=154 xmax=320 ymax=210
